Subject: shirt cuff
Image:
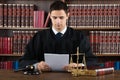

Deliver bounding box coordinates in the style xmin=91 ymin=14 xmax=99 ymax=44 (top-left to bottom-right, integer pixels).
xmin=33 ymin=63 xmax=38 ymax=71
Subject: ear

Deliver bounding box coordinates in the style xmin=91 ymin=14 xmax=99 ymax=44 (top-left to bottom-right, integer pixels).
xmin=66 ymin=12 xmax=69 ymax=19
xmin=48 ymin=12 xmax=52 ymax=19
xmin=67 ymin=12 xmax=70 ymax=17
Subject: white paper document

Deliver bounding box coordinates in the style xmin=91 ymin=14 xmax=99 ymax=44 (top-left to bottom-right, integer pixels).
xmin=44 ymin=53 xmax=69 ymax=71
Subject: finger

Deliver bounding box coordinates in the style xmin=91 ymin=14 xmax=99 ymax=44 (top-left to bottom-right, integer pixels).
xmin=37 ymin=62 xmax=46 ymax=70
xmin=44 ymin=66 xmax=51 ymax=71
xmin=41 ymin=63 xmax=51 ymax=71
xmin=42 ymin=62 xmax=51 ymax=70
xmin=69 ymin=63 xmax=76 ymax=67
xmin=63 ymin=66 xmax=69 ymax=71
xmin=37 ymin=63 xmax=43 ymax=70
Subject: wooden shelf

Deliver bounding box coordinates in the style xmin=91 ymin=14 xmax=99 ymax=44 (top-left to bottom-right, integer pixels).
xmin=0 ymin=27 xmax=49 ymax=30
xmin=1 ymin=53 xmax=120 ymax=57
xmin=95 ymin=54 xmax=120 ymax=57
xmin=0 ymin=54 xmax=23 ymax=57
xmin=71 ymin=26 xmax=120 ymax=31
xmin=0 ymin=27 xmax=120 ymax=31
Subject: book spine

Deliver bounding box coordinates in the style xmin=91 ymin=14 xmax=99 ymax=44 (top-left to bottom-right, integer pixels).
xmin=21 ymin=4 xmax=25 ymax=28
xmin=21 ymin=31 xmax=26 ymax=54
xmin=7 ymin=37 xmax=12 ymax=54
xmin=13 ymin=60 xmax=19 ymax=70
xmin=0 ymin=4 xmax=3 ymax=27
xmin=7 ymin=4 xmax=13 ymax=28
xmin=29 ymin=4 xmax=34 ymax=28
xmin=16 ymin=4 xmax=21 ymax=28
xmin=0 ymin=37 xmax=2 ymax=54
xmin=12 ymin=4 xmax=17 ymax=28
xmin=3 ymin=4 xmax=8 ymax=27
xmin=95 ymin=67 xmax=114 ymax=76
xmin=41 ymin=11 xmax=45 ymax=28
xmin=114 ymin=61 xmax=120 ymax=70
xmin=17 ymin=31 xmax=21 ymax=54
xmin=2 ymin=37 xmax=8 ymax=54
xmin=12 ymin=31 xmax=18 ymax=54
xmin=25 ymin=4 xmax=30 ymax=28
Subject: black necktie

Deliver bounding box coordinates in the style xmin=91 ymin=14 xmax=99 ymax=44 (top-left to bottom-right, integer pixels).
xmin=56 ymin=32 xmax=63 ymax=40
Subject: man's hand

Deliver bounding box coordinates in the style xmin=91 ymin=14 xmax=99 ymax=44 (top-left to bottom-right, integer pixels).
xmin=63 ymin=63 xmax=85 ymax=71
xmin=37 ymin=61 xmax=51 ymax=71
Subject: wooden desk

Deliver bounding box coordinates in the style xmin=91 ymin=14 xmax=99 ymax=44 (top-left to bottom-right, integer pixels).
xmin=0 ymin=70 xmax=120 ymax=80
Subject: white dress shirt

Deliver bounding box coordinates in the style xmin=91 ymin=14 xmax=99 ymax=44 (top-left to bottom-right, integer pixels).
xmin=52 ymin=26 xmax=67 ymax=35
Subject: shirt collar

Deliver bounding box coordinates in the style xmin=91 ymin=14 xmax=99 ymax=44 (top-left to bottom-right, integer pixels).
xmin=52 ymin=27 xmax=67 ymax=35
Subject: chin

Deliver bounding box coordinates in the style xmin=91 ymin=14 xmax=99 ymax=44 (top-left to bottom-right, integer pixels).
xmin=56 ymin=26 xmax=61 ymax=29
xmin=56 ymin=27 xmax=62 ymax=31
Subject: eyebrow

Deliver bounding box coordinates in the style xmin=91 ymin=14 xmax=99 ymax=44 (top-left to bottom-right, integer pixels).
xmin=51 ymin=16 xmax=64 ymax=18
xmin=51 ymin=16 xmax=64 ymax=17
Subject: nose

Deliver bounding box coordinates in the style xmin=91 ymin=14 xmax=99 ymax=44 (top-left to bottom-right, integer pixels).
xmin=56 ymin=18 xmax=60 ymax=24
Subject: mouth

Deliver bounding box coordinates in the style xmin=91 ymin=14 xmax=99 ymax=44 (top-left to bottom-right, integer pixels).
xmin=56 ymin=24 xmax=61 ymax=27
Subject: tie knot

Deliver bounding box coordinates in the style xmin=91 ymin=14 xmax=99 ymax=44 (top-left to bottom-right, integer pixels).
xmin=56 ymin=32 xmax=63 ymax=39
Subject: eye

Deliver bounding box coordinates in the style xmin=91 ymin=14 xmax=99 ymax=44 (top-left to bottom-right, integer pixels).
xmin=52 ymin=16 xmax=57 ymax=19
xmin=59 ymin=16 xmax=64 ymax=19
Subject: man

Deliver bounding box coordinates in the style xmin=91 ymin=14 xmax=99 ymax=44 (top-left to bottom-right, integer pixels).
xmin=19 ymin=0 xmax=97 ymax=72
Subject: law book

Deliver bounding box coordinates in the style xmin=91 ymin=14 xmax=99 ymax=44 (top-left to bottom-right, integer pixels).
xmin=70 ymin=67 xmax=114 ymax=76
xmin=0 ymin=37 xmax=2 ymax=54
xmin=114 ymin=61 xmax=120 ymax=70
xmin=29 ymin=4 xmax=34 ymax=28
xmin=12 ymin=4 xmax=17 ymax=28
xmin=26 ymin=31 xmax=31 ymax=44
xmin=95 ymin=67 xmax=114 ymax=76
xmin=105 ymin=61 xmax=114 ymax=68
xmin=0 ymin=4 xmax=3 ymax=27
xmin=3 ymin=4 xmax=8 ymax=27
xmin=21 ymin=31 xmax=26 ymax=54
xmin=2 ymin=37 xmax=8 ymax=54
xmin=17 ymin=31 xmax=22 ymax=54
xmin=6 ymin=61 xmax=12 ymax=70
xmin=16 ymin=4 xmax=21 ymax=28
xmin=67 ymin=4 xmax=120 ymax=28
xmin=13 ymin=60 xmax=19 ymax=70
xmin=34 ymin=10 xmax=45 ymax=28
xmin=7 ymin=4 xmax=12 ymax=28
xmin=25 ymin=4 xmax=30 ymax=28
xmin=12 ymin=31 xmax=18 ymax=54
xmin=86 ymin=67 xmax=114 ymax=76
xmin=7 ymin=37 xmax=12 ymax=54
xmin=0 ymin=61 xmax=12 ymax=70
xmin=21 ymin=4 xmax=26 ymax=28
xmin=115 ymin=4 xmax=120 ymax=27
xmin=89 ymin=31 xmax=97 ymax=54
xmin=90 ymin=30 xmax=120 ymax=55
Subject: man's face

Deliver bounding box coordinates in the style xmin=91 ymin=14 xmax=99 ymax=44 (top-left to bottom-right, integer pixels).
xmin=50 ymin=10 xmax=69 ymax=32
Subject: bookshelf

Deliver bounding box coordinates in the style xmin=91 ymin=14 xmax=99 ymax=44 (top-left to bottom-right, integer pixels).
xmin=0 ymin=27 xmax=49 ymax=30
xmin=0 ymin=54 xmax=22 ymax=57
xmin=66 ymin=0 xmax=120 ymax=69
xmin=0 ymin=0 xmax=120 ymax=70
xmin=0 ymin=0 xmax=54 ymax=70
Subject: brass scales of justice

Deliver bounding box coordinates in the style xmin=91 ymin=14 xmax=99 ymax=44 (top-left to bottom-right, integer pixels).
xmin=67 ymin=47 xmax=114 ymax=77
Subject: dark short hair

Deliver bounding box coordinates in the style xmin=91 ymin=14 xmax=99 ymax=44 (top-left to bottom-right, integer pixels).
xmin=50 ymin=0 xmax=68 ymax=14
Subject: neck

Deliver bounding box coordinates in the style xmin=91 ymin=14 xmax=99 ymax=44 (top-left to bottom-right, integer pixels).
xmin=52 ymin=26 xmax=67 ymax=35
xmin=55 ymin=27 xmax=67 ymax=32
xmin=56 ymin=28 xmax=63 ymax=32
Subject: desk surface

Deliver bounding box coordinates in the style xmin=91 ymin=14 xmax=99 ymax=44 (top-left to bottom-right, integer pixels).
xmin=0 ymin=70 xmax=120 ymax=80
